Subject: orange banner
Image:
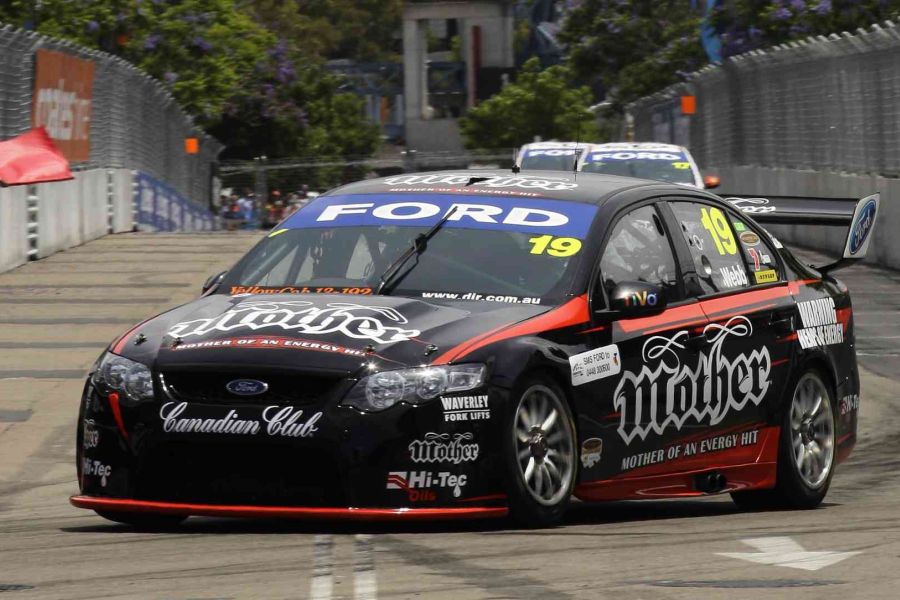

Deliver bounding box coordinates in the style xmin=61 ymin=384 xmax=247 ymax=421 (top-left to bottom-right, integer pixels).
xmin=32 ymin=49 xmax=95 ymax=162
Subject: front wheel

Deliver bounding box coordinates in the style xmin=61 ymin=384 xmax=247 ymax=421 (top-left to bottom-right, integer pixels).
xmin=732 ymin=369 xmax=836 ymax=510
xmin=505 ymin=378 xmax=577 ymax=528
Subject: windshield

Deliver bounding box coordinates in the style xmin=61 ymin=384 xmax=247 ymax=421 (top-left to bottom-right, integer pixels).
xmin=519 ymin=149 xmax=582 ymax=172
xmin=581 ymin=150 xmax=696 ymax=185
xmin=219 ymin=193 xmax=598 ymax=305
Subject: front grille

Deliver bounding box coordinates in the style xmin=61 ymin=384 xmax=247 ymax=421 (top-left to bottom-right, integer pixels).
xmin=134 ymin=441 xmax=344 ymax=506
xmin=161 ymin=370 xmax=342 ymax=406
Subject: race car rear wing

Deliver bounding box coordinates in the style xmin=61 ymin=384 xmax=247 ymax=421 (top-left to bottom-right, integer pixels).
xmin=725 ymin=193 xmax=880 ymax=273
xmin=724 ymin=195 xmax=861 ymax=225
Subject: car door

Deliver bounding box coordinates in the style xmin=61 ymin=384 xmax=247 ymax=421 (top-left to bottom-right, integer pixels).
xmin=576 ymin=202 xmax=711 ymax=483
xmin=664 ymin=199 xmax=794 ymax=471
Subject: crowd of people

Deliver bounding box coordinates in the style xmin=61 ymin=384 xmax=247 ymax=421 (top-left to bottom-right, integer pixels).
xmin=219 ymin=186 xmax=317 ymax=230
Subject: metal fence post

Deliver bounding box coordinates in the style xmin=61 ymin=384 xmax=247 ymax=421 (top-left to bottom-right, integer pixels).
xmin=106 ymin=169 xmax=114 ymax=234
xmin=26 ymin=184 xmax=38 ymax=260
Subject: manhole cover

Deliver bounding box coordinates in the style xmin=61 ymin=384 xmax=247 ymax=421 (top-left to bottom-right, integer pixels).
xmin=636 ymin=579 xmax=842 ymax=589
xmin=0 ymin=584 xmax=35 ymax=593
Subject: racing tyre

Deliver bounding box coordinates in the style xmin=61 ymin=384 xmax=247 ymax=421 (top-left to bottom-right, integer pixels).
xmin=732 ymin=369 xmax=836 ymax=510
xmin=95 ymin=510 xmax=186 ymax=530
xmin=505 ymin=377 xmax=577 ymax=528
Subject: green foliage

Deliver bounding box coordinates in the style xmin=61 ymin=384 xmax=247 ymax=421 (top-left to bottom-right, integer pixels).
xmin=459 ymin=58 xmax=598 ymax=150
xmin=2 ymin=0 xmax=274 ymax=124
xmin=559 ymin=0 xmax=900 ymax=110
xmin=208 ymin=64 xmax=380 ymax=162
xmin=0 ymin=0 xmax=386 ymax=162
xmin=712 ymin=1 xmax=900 ymax=58
xmin=247 ymin=0 xmax=403 ymax=62
xmin=559 ymin=0 xmax=707 ymax=110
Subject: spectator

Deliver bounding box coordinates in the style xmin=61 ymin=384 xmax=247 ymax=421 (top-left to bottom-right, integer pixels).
xmin=238 ymin=193 xmax=255 ymax=227
xmin=222 ymin=194 xmax=243 ymax=231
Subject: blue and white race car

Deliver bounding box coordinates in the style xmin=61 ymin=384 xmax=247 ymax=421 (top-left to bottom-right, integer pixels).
xmin=515 ymin=142 xmax=588 ymax=172
xmin=580 ymin=142 xmax=718 ymax=189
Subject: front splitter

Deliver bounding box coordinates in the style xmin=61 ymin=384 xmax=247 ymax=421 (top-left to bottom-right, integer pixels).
xmin=70 ymin=495 xmax=508 ymax=521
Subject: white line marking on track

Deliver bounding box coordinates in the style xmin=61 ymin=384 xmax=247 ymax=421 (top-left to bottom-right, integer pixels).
xmin=717 ymin=537 xmax=860 ymax=571
xmin=310 ymin=534 xmax=334 ymax=600
xmin=354 ymin=534 xmax=378 ymax=600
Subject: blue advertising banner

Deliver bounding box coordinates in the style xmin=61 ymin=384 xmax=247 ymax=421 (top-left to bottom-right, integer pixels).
xmin=134 ymin=171 xmax=215 ymax=232
xmin=282 ymin=193 xmax=599 ymax=239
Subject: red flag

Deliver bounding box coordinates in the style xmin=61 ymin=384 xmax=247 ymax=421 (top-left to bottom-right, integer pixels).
xmin=0 ymin=127 xmax=73 ymax=186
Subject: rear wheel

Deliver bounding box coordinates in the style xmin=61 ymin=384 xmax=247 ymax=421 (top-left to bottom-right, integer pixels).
xmin=505 ymin=378 xmax=577 ymax=528
xmin=95 ymin=510 xmax=186 ymax=530
xmin=732 ymin=369 xmax=836 ymax=510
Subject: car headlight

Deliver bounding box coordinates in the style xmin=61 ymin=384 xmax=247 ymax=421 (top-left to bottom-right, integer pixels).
xmin=342 ymin=364 xmax=486 ymax=412
xmin=91 ymin=353 xmax=155 ymax=404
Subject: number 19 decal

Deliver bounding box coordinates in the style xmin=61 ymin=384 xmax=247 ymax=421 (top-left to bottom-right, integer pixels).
xmin=528 ymin=235 xmax=582 ymax=257
xmin=700 ymin=207 xmax=737 ymax=255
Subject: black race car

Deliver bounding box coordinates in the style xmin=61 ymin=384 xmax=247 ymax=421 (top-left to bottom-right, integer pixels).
xmin=72 ymin=171 xmax=878 ymax=527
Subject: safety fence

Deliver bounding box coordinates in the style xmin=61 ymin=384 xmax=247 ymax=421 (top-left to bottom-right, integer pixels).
xmin=628 ymin=20 xmax=900 ymax=175
xmin=0 ymin=169 xmax=214 ymax=273
xmin=0 ymin=24 xmax=220 ymax=208
xmin=627 ymin=20 xmax=900 ymax=269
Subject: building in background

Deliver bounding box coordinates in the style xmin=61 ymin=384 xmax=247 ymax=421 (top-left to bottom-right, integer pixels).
xmin=402 ymin=1 xmax=515 ymax=152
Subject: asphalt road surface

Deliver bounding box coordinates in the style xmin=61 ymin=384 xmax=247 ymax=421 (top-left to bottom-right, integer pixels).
xmin=1 ymin=232 xmax=898 ymax=600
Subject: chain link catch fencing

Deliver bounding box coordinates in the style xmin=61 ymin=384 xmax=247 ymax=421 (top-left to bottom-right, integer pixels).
xmin=0 ymin=23 xmax=220 ymax=208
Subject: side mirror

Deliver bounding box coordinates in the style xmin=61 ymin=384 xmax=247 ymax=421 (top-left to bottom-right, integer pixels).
xmin=201 ymin=271 xmax=227 ymax=294
xmin=703 ymin=174 xmax=721 ymax=189
xmin=610 ymin=282 xmax=667 ymax=317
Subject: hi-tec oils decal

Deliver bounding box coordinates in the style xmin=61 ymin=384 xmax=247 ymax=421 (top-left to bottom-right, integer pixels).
xmin=82 ymin=458 xmax=112 ymax=487
xmin=386 ymin=471 xmax=468 ymax=501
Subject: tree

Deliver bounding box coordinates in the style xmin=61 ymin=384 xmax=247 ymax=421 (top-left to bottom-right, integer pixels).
xmin=559 ymin=0 xmax=708 ymax=110
xmin=558 ymin=0 xmax=900 ymax=111
xmin=0 ymin=0 xmax=382 ymax=163
xmin=210 ymin=65 xmax=379 ymax=163
xmin=1 ymin=0 xmax=277 ymax=125
xmin=245 ymin=0 xmax=403 ymax=62
xmin=712 ymin=0 xmax=900 ymax=58
xmin=459 ymin=58 xmax=597 ymax=149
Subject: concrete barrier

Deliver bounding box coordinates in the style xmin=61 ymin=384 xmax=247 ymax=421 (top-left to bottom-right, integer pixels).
xmin=79 ymin=170 xmax=108 ymax=242
xmin=1 ymin=168 xmax=214 ymax=274
xmin=716 ymin=166 xmax=900 ymax=270
xmin=38 ymin=177 xmax=83 ymax=258
xmin=0 ymin=186 xmax=28 ymax=272
xmin=111 ymin=169 xmax=134 ymax=233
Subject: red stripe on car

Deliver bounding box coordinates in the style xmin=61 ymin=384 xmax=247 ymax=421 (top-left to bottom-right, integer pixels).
xmin=432 ymin=294 xmax=589 ymax=364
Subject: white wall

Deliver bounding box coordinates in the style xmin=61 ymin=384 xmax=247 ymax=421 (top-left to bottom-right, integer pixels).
xmin=111 ymin=169 xmax=134 ymax=233
xmin=0 ymin=185 xmax=28 ymax=272
xmin=79 ymin=169 xmax=109 ymax=242
xmin=5 ymin=168 xmax=135 ymax=271
xmin=38 ymin=177 xmax=83 ymax=257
